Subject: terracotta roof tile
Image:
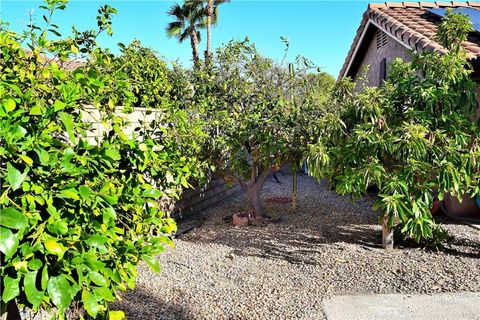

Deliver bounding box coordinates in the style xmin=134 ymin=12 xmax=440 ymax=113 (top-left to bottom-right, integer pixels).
xmin=435 ymin=2 xmax=454 ymax=6
xmin=385 ymin=2 xmax=404 ymax=7
xmin=339 ymin=2 xmax=480 ymax=79
xmin=419 ymin=2 xmax=437 ymax=7
xmin=403 ymin=2 xmax=422 ymax=7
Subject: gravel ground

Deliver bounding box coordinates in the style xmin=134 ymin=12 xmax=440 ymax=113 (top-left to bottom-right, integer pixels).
xmin=112 ymin=171 xmax=480 ymax=320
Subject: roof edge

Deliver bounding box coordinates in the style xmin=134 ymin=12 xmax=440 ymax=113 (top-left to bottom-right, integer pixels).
xmin=338 ymin=1 xmax=480 ymax=80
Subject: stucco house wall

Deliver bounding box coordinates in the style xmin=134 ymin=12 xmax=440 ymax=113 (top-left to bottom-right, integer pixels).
xmin=354 ymin=29 xmax=480 ymax=119
xmin=354 ymin=29 xmax=411 ymax=87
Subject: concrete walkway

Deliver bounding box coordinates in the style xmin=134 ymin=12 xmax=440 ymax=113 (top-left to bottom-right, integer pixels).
xmin=323 ymin=292 xmax=480 ymax=320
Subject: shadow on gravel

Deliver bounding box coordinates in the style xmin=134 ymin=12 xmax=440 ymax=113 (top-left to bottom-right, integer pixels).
xmin=111 ymin=288 xmax=191 ymax=320
xmin=180 ymin=173 xmax=479 ymax=265
xmin=181 ymin=198 xmax=384 ymax=266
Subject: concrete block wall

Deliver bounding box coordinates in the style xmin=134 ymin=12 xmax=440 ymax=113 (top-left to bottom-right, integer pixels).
xmin=174 ymin=177 xmax=242 ymax=220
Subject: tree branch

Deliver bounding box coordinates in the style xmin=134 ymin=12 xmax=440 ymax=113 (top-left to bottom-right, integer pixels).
xmin=255 ymin=167 xmax=271 ymax=188
xmin=251 ymin=160 xmax=257 ymax=184
xmin=214 ymin=167 xmax=248 ymax=189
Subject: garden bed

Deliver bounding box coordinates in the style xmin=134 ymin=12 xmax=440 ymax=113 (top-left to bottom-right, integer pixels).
xmin=112 ymin=172 xmax=480 ymax=319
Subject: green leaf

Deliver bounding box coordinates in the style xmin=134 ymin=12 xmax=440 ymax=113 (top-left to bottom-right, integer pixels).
xmin=138 ymin=143 xmax=148 ymax=151
xmin=104 ymin=148 xmax=121 ymax=161
xmin=47 ymin=275 xmax=72 ymax=310
xmin=141 ymin=188 xmax=162 ymax=199
xmin=24 ymin=271 xmax=44 ymax=309
xmin=0 ymin=208 xmax=28 ymax=229
xmin=29 ymin=104 xmax=43 ymax=115
xmin=27 ymin=259 xmax=43 ymax=271
xmin=53 ymin=100 xmax=66 ymax=111
xmin=100 ymin=194 xmax=117 ymax=205
xmin=7 ymin=162 xmax=26 ymax=191
xmin=0 ymin=227 xmax=19 ymax=258
xmin=2 ymin=276 xmax=20 ymax=303
xmin=4 ymin=98 xmax=16 ymax=112
xmin=44 ymin=239 xmax=67 ymax=258
xmin=34 ymin=148 xmax=50 ymax=165
xmin=109 ymin=310 xmax=126 ymax=320
xmin=142 ymin=255 xmax=161 ymax=273
xmin=58 ymin=112 xmax=75 ymax=143
xmin=79 ymin=185 xmax=91 ymax=199
xmin=94 ymin=286 xmax=114 ymax=301
xmin=41 ymin=266 xmax=49 ymax=290
xmin=47 ymin=220 xmax=69 ymax=235
xmin=59 ymin=188 xmax=80 ymax=201
xmin=82 ymin=289 xmax=99 ymax=318
xmin=19 ymin=154 xmax=33 ymax=166
xmin=88 ymin=271 xmax=107 ymax=287
xmin=85 ymin=235 xmax=108 ymax=247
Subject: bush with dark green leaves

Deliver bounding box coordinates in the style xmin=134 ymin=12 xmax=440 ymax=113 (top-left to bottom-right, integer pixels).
xmin=307 ymin=10 xmax=480 ymax=249
xmin=112 ymin=41 xmax=173 ymax=109
xmin=192 ymin=39 xmax=335 ymax=219
xmin=0 ymin=1 xmax=205 ymax=319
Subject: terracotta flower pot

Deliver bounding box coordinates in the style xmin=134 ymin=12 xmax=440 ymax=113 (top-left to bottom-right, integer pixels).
xmin=430 ymin=197 xmax=441 ymax=215
xmin=232 ymin=212 xmax=250 ymax=226
xmin=443 ymin=194 xmax=480 ymax=220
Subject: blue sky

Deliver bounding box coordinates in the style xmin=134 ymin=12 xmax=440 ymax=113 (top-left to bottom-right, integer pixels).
xmin=1 ymin=1 xmax=374 ymax=77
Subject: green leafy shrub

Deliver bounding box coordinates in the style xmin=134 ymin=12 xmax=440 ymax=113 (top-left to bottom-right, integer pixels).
xmin=192 ymin=39 xmax=335 ymax=220
xmin=307 ymin=10 xmax=480 ymax=248
xmin=112 ymin=41 xmax=173 ymax=109
xmin=0 ymin=1 xmax=205 ymax=318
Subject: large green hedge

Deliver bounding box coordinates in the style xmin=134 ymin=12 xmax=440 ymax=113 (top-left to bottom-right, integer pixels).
xmin=307 ymin=10 xmax=480 ymax=249
xmin=0 ymin=1 xmax=204 ymax=318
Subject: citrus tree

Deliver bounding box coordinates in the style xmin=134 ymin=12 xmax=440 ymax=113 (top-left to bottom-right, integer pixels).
xmin=284 ymin=60 xmax=335 ymax=210
xmin=110 ymin=40 xmax=172 ymax=109
xmin=195 ymin=39 xmax=334 ymax=222
xmin=0 ymin=1 xmax=204 ymax=318
xmin=307 ymin=10 xmax=480 ymax=249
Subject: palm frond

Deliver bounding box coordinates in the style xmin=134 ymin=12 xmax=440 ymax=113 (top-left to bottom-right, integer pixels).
xmin=196 ymin=30 xmax=202 ymax=43
xmin=178 ymin=30 xmax=190 ymax=43
xmin=166 ymin=21 xmax=183 ymax=38
xmin=167 ymin=3 xmax=184 ymax=19
xmin=211 ymin=7 xmax=219 ymax=25
xmin=185 ymin=0 xmax=205 ymax=10
xmin=213 ymin=0 xmax=231 ymax=5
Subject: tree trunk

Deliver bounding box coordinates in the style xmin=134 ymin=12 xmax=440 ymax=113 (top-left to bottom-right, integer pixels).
xmin=190 ymin=29 xmax=200 ymax=65
xmin=205 ymin=0 xmax=213 ymax=60
xmin=382 ymin=218 xmax=394 ymax=249
xmin=246 ymin=168 xmax=270 ymax=221
xmin=292 ymin=165 xmax=297 ymax=212
xmin=248 ymin=183 xmax=265 ymax=218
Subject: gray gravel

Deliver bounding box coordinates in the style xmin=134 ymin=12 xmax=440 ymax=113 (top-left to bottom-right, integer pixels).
xmin=112 ymin=171 xmax=480 ymax=320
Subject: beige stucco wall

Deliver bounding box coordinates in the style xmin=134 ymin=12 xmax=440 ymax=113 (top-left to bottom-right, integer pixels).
xmin=354 ymin=29 xmax=411 ymax=87
xmin=81 ymin=106 xmax=160 ymax=143
xmin=353 ymin=28 xmax=480 ymax=118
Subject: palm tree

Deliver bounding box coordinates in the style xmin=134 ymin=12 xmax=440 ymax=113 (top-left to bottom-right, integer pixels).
xmin=166 ymin=2 xmax=206 ymax=65
xmin=186 ymin=0 xmax=230 ymax=60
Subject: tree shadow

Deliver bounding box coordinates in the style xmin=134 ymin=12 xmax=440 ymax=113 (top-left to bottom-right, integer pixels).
xmin=180 ymin=192 xmax=384 ymax=266
xmin=180 ymin=176 xmax=479 ymax=264
xmin=110 ymin=287 xmax=192 ymax=320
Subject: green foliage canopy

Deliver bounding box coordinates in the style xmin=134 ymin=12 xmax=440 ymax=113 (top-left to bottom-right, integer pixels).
xmin=0 ymin=1 xmax=205 ymax=318
xmin=307 ymin=10 xmax=480 ymax=247
xmin=193 ymin=39 xmax=335 ymax=217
